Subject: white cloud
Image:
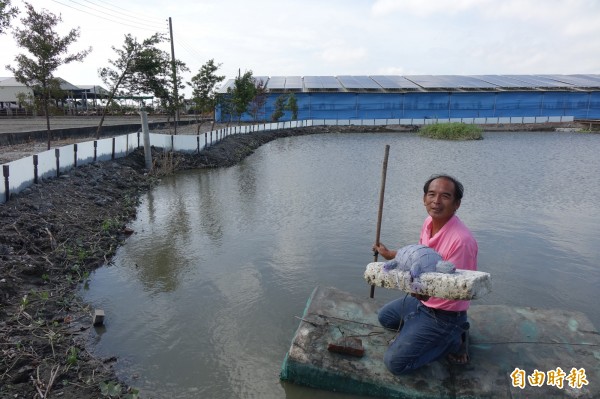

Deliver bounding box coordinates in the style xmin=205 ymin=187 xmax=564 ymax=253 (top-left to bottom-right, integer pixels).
xmin=371 ymin=0 xmax=487 ymax=17
xmin=319 ymin=45 xmax=368 ymax=65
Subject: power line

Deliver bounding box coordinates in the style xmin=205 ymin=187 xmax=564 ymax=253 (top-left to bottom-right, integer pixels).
xmin=69 ymin=0 xmax=166 ymax=30
xmin=177 ymin=37 xmax=205 ymax=61
xmin=49 ymin=0 xmax=167 ymax=33
xmin=81 ymin=0 xmax=165 ymax=26
xmin=94 ymin=0 xmax=165 ymax=24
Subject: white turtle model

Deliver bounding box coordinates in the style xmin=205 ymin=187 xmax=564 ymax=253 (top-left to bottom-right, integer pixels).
xmin=383 ymin=244 xmax=456 ymax=293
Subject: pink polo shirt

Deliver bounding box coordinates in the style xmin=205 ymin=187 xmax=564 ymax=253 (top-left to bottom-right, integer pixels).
xmin=419 ymin=214 xmax=478 ymax=312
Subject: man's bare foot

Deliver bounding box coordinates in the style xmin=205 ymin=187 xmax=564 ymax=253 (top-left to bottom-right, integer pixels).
xmin=447 ymin=331 xmax=469 ymax=365
xmin=447 ymin=351 xmax=469 ymax=364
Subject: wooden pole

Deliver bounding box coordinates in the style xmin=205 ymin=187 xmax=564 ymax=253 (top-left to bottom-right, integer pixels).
xmin=73 ymin=143 xmax=78 ymax=168
xmin=370 ymin=144 xmax=390 ymax=299
xmin=3 ymin=165 xmax=9 ymax=203
xmin=55 ymin=149 xmax=60 ymax=177
xmin=168 ymin=17 xmax=179 ymax=135
xmin=139 ymin=111 xmax=153 ymax=170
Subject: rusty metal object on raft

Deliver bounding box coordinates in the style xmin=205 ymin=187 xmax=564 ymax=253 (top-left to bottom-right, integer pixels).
xmin=327 ymin=337 xmax=365 ymax=357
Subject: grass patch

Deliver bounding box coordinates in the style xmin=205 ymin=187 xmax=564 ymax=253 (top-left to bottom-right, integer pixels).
xmin=418 ymin=122 xmax=483 ymax=140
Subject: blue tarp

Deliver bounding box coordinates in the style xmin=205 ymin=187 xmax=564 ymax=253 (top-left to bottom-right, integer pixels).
xmin=216 ymin=91 xmax=600 ymax=122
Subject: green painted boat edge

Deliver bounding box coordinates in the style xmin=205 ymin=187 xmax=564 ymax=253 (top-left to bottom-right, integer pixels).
xmin=280 ymin=286 xmax=318 ymax=381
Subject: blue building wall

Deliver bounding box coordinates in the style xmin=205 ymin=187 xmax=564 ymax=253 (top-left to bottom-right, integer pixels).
xmin=216 ymin=91 xmax=600 ymax=122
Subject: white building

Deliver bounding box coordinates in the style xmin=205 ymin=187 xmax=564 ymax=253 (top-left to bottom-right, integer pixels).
xmin=0 ymin=76 xmax=34 ymax=109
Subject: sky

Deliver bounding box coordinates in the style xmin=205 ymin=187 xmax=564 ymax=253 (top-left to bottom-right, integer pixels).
xmin=1 ymin=0 xmax=600 ymax=96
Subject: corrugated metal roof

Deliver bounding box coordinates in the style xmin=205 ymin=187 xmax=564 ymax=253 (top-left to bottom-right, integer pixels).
xmin=0 ymin=77 xmax=27 ymax=87
xmin=77 ymin=85 xmax=110 ymax=95
xmin=55 ymin=78 xmax=81 ymax=91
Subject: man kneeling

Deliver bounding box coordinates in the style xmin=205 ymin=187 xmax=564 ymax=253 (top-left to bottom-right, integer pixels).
xmin=373 ymin=174 xmax=477 ymax=374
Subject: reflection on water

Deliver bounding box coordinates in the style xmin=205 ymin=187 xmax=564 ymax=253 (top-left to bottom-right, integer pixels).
xmin=82 ymin=131 xmax=600 ymax=398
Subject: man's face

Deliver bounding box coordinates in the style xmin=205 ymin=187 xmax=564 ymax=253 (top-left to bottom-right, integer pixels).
xmin=423 ymin=178 xmax=461 ymax=223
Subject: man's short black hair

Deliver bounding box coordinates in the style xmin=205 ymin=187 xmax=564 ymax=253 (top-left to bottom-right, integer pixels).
xmin=423 ymin=174 xmax=464 ymax=202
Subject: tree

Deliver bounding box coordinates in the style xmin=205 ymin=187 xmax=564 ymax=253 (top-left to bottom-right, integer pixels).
xmin=6 ymin=2 xmax=91 ymax=149
xmin=271 ymin=94 xmax=287 ymax=122
xmin=0 ymin=0 xmax=18 ymax=34
xmin=98 ymin=33 xmax=163 ymax=138
xmin=137 ymin=46 xmax=188 ymax=128
xmin=99 ymin=33 xmax=188 ymax=133
xmin=229 ymin=70 xmax=257 ymax=124
xmin=286 ymin=92 xmax=298 ymax=120
xmin=188 ymin=59 xmax=225 ymax=131
xmin=271 ymin=93 xmax=298 ymax=122
xmin=248 ymin=78 xmax=268 ymax=122
xmin=216 ymin=93 xmax=234 ymax=126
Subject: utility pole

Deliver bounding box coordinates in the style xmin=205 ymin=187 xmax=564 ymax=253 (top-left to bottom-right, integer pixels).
xmin=168 ymin=17 xmax=178 ymax=135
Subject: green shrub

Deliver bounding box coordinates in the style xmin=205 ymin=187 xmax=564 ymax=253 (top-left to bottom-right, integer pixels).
xmin=418 ymin=122 xmax=483 ymax=140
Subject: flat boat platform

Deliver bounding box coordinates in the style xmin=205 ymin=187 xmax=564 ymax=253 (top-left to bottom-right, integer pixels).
xmin=280 ymin=286 xmax=599 ymax=398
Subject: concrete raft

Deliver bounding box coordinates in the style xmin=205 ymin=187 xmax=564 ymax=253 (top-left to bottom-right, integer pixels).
xmin=281 ymin=286 xmax=600 ymax=398
xmin=364 ymin=261 xmax=492 ymax=300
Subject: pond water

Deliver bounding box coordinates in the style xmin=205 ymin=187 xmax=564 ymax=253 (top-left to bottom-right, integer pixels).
xmin=82 ymin=131 xmax=600 ymax=398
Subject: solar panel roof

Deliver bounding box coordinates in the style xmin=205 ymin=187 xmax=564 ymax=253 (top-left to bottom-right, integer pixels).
xmin=572 ymin=74 xmax=600 ymax=84
xmin=505 ymin=75 xmax=571 ymax=89
xmin=253 ymin=76 xmax=269 ymax=86
xmin=266 ymin=76 xmax=286 ymax=90
xmin=539 ymin=74 xmax=600 ymax=88
xmin=217 ymin=74 xmax=600 ymax=94
xmin=370 ymin=75 xmax=421 ymax=90
xmin=337 ymin=75 xmax=382 ymax=90
xmin=531 ymin=75 xmax=574 ymax=89
xmin=304 ymin=76 xmax=343 ymax=90
xmin=266 ymin=76 xmax=303 ymax=91
xmin=320 ymin=76 xmax=343 ymax=90
xmin=403 ymin=75 xmax=497 ymax=89
xmin=406 ymin=75 xmax=463 ymax=89
xmin=447 ymin=75 xmax=497 ymax=89
xmin=303 ymin=76 xmax=318 ymax=90
xmin=285 ymin=76 xmax=303 ymax=90
xmin=500 ymin=75 xmax=559 ymax=88
xmin=473 ymin=75 xmax=528 ymax=88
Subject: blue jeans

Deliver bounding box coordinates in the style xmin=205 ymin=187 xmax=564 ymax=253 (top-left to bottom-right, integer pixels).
xmin=378 ymin=295 xmax=468 ymax=375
